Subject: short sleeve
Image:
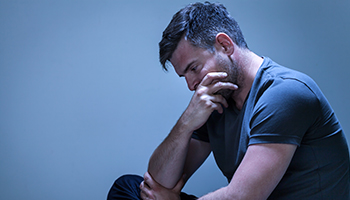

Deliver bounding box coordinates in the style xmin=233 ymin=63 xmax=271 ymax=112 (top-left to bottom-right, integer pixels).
xmin=249 ymin=78 xmax=320 ymax=146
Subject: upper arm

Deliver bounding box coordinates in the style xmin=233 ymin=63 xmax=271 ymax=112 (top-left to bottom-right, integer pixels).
xmin=183 ymin=138 xmax=211 ymax=183
xmin=226 ymin=143 xmax=297 ymax=200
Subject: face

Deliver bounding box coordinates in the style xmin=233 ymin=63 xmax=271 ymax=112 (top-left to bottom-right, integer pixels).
xmin=170 ymin=38 xmax=242 ymax=100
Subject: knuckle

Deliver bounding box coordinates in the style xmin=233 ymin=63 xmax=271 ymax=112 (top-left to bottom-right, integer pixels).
xmin=199 ymin=96 xmax=209 ymax=104
xmin=216 ymin=82 xmax=223 ymax=87
xmin=196 ymin=88 xmax=206 ymax=96
xmin=204 ymin=101 xmax=212 ymax=108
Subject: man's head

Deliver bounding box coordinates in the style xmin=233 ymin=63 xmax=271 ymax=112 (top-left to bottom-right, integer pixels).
xmin=159 ymin=2 xmax=248 ymax=71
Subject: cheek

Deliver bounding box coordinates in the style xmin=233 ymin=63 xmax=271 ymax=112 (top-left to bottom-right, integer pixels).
xmin=199 ymin=70 xmax=207 ymax=80
xmin=197 ymin=70 xmax=209 ymax=84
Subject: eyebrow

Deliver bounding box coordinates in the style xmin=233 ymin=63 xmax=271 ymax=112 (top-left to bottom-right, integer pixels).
xmin=179 ymin=60 xmax=196 ymax=77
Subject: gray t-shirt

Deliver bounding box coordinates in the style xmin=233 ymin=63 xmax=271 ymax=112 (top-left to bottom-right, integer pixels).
xmin=193 ymin=57 xmax=350 ymax=199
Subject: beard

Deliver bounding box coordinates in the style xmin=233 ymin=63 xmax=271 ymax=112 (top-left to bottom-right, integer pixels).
xmin=214 ymin=54 xmax=243 ymax=101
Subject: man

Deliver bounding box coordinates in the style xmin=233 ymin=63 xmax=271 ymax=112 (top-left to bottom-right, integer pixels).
xmin=108 ymin=2 xmax=350 ymax=199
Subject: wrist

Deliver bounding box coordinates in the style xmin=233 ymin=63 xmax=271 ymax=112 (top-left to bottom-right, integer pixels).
xmin=175 ymin=114 xmax=196 ymax=135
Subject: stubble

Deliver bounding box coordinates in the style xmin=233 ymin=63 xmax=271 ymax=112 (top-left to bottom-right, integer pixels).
xmin=215 ymin=54 xmax=243 ymax=101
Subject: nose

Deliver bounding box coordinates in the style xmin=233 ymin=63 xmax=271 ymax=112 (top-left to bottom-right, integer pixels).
xmin=185 ymin=76 xmax=199 ymax=91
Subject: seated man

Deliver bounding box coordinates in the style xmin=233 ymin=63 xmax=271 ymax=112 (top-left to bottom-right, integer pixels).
xmin=108 ymin=2 xmax=350 ymax=200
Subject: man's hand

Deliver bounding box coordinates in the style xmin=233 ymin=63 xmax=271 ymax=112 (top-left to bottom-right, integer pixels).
xmin=140 ymin=172 xmax=185 ymax=200
xmin=180 ymin=72 xmax=238 ymax=131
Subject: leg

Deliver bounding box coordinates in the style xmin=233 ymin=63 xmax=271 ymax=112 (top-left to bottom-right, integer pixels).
xmin=107 ymin=174 xmax=143 ymax=200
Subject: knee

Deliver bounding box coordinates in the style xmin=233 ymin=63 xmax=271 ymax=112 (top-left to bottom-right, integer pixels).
xmin=113 ymin=174 xmax=143 ymax=188
xmin=107 ymin=174 xmax=144 ymax=200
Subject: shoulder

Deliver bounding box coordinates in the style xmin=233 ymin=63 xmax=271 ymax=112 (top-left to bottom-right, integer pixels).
xmin=246 ymin=62 xmax=323 ymax=145
xmin=255 ymin=73 xmax=320 ymax=112
xmin=252 ymin=59 xmax=321 ymax=110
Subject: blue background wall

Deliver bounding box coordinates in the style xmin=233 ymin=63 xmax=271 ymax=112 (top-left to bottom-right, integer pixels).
xmin=1 ymin=0 xmax=349 ymax=199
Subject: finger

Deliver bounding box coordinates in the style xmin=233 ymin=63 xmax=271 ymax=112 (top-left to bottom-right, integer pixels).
xmin=140 ymin=191 xmax=151 ymax=200
xmin=140 ymin=180 xmax=150 ymax=189
xmin=205 ymin=93 xmax=231 ymax=114
xmin=143 ymin=172 xmax=156 ymax=189
xmin=201 ymin=72 xmax=228 ymax=86
xmin=211 ymin=101 xmax=224 ymax=114
xmin=140 ymin=189 xmax=147 ymax=200
xmin=140 ymin=181 xmax=153 ymax=199
xmin=140 ymin=181 xmax=148 ymax=191
xmin=140 ymin=182 xmax=147 ymax=197
xmin=210 ymin=81 xmax=238 ymax=94
xmin=210 ymin=94 xmax=229 ymax=108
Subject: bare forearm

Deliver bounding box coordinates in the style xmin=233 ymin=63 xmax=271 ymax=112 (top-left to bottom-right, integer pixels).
xmin=198 ymin=186 xmax=249 ymax=200
xmin=148 ymin=118 xmax=193 ymax=188
xmin=200 ymin=144 xmax=297 ymax=200
xmin=198 ymin=186 xmax=234 ymax=200
xmin=148 ymin=73 xmax=238 ymax=189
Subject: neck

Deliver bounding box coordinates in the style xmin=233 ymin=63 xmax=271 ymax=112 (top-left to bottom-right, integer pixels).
xmin=231 ymin=50 xmax=263 ymax=110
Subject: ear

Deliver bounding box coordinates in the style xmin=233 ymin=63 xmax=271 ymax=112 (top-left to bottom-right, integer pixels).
xmin=215 ymin=33 xmax=235 ymax=56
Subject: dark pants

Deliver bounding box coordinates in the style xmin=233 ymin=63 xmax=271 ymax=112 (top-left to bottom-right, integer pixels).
xmin=107 ymin=174 xmax=197 ymax=200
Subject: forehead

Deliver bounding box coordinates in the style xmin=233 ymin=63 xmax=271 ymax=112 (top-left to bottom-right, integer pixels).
xmin=170 ymin=38 xmax=204 ymax=74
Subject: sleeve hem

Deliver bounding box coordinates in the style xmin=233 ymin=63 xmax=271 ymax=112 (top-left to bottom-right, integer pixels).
xmin=249 ymin=134 xmax=301 ymax=146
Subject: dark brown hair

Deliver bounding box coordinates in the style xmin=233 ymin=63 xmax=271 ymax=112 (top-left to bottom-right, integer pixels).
xmin=159 ymin=2 xmax=248 ymax=71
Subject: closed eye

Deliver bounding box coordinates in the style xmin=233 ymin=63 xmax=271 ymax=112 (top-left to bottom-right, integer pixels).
xmin=191 ymin=66 xmax=198 ymax=72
